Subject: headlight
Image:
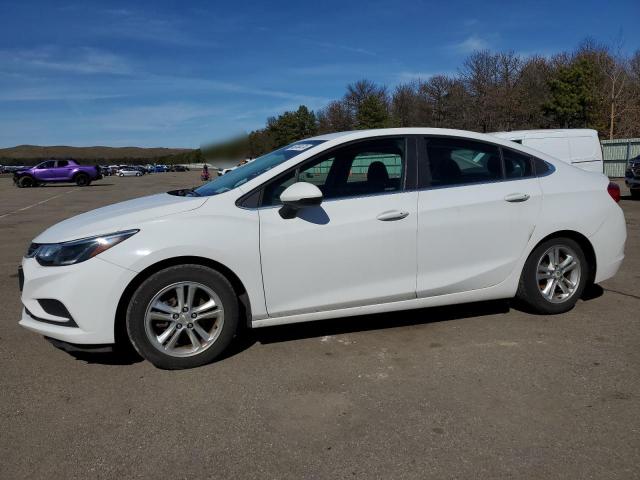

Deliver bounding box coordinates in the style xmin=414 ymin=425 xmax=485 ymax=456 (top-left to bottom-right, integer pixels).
xmin=27 ymin=230 xmax=139 ymax=266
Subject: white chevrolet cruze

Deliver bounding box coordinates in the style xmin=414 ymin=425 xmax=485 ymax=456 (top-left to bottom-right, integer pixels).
xmin=19 ymin=128 xmax=626 ymax=369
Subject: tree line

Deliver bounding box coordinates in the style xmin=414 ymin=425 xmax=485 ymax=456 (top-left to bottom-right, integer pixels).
xmin=204 ymin=39 xmax=640 ymax=161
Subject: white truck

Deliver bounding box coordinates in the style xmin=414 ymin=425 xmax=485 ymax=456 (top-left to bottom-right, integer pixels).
xmin=491 ymin=129 xmax=603 ymax=174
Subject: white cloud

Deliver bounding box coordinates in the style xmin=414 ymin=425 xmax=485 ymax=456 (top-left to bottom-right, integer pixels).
xmin=310 ymin=40 xmax=377 ymax=57
xmin=94 ymin=103 xmax=226 ymax=132
xmin=0 ymin=46 xmax=132 ymax=75
xmin=451 ymin=35 xmax=490 ymax=53
xmin=94 ymin=10 xmax=218 ymax=48
xmin=397 ymin=71 xmax=434 ymax=81
xmin=0 ymin=88 xmax=124 ymax=101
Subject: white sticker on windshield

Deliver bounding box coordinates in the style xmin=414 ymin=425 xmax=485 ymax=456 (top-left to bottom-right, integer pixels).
xmin=286 ymin=143 xmax=314 ymax=151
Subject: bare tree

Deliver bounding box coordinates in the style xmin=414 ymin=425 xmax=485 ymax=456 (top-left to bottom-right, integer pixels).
xmin=317 ymin=100 xmax=354 ymax=133
xmin=344 ymin=79 xmax=389 ymax=116
xmin=391 ymin=82 xmax=419 ymax=127
xmin=598 ymin=43 xmax=632 ymax=139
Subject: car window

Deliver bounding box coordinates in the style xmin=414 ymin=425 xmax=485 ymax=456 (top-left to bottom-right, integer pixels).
xmin=426 ymin=138 xmax=501 ymax=187
xmin=533 ymin=157 xmax=552 ymax=176
xmin=502 ymin=149 xmax=533 ymax=179
xmin=348 ymin=152 xmax=402 ymax=184
xmin=261 ymin=138 xmax=406 ymax=206
xmin=262 ymin=170 xmax=297 ymax=206
xmin=37 ymin=161 xmax=55 ymax=169
xmin=56 ymin=160 xmax=69 ymax=167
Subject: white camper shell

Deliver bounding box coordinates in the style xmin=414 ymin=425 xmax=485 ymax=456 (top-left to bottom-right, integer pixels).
xmin=491 ymin=129 xmax=603 ymax=174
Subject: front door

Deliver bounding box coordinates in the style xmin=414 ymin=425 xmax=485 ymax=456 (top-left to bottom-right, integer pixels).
xmin=33 ymin=160 xmax=56 ymax=181
xmin=258 ymin=137 xmax=418 ymax=318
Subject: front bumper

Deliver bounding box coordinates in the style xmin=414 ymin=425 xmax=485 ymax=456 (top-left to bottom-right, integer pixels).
xmin=19 ymin=256 xmax=137 ymax=344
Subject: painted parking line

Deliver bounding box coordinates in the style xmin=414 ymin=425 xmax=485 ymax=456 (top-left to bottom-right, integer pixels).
xmin=0 ymin=189 xmax=76 ymax=220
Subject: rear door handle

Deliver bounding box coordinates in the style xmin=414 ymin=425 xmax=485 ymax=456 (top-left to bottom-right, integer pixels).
xmin=504 ymin=193 xmax=530 ymax=203
xmin=377 ymin=210 xmax=409 ymax=221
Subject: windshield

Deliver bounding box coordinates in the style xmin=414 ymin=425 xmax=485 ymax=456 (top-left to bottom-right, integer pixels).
xmin=194 ymin=140 xmax=326 ymax=196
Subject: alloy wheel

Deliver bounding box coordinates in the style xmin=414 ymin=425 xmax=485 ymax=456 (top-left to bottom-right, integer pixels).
xmin=144 ymin=281 xmax=225 ymax=357
xmin=536 ymin=245 xmax=581 ymax=304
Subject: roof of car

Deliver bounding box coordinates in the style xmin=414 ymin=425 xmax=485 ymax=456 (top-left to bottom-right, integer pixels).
xmin=490 ymin=129 xmax=598 ymax=138
xmin=306 ymin=127 xmax=525 ymax=143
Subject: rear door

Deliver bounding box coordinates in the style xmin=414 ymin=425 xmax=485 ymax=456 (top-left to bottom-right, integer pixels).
xmin=416 ymin=137 xmax=542 ymax=297
xmin=51 ymin=160 xmax=73 ymax=180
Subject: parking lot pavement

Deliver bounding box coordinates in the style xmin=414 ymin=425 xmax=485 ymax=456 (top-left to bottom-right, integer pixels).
xmin=1 ymin=175 xmax=639 ymax=479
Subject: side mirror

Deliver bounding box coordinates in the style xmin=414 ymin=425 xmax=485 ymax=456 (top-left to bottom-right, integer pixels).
xmin=279 ymin=182 xmax=323 ymax=219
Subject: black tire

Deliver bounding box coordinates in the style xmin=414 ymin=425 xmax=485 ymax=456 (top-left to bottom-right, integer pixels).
xmin=126 ymin=265 xmax=239 ymax=369
xmin=75 ymin=173 xmax=90 ymax=187
xmin=18 ymin=176 xmax=34 ymax=188
xmin=516 ymin=237 xmax=588 ymax=314
xmin=631 ymin=189 xmax=640 ymax=199
xmin=136 ymin=172 xmax=141 ymax=176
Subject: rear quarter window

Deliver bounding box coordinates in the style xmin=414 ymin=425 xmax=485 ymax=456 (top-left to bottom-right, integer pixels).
xmin=533 ymin=157 xmax=553 ymax=176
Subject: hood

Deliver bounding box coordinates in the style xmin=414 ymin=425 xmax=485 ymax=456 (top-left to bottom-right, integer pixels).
xmin=34 ymin=193 xmax=208 ymax=243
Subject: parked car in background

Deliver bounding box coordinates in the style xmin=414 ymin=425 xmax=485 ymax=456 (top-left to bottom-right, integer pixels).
xmin=173 ymin=165 xmax=188 ymax=172
xmin=18 ymin=128 xmax=626 ymax=369
xmin=117 ymin=167 xmax=142 ymax=177
xmin=491 ymin=129 xmax=603 ymax=173
xmin=218 ymin=166 xmax=237 ymax=175
xmin=98 ymin=165 xmax=112 ymax=176
xmin=14 ymin=159 xmax=102 ymax=187
xmin=625 ymin=155 xmax=640 ymax=198
xmin=154 ymin=165 xmax=168 ymax=173
xmin=2 ymin=165 xmax=28 ymax=173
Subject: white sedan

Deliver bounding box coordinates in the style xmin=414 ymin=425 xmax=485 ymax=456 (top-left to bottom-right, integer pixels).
xmin=18 ymin=128 xmax=626 ymax=369
xmin=117 ymin=167 xmax=142 ymax=177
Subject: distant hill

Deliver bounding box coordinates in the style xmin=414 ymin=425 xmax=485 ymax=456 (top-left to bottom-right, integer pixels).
xmin=0 ymin=145 xmax=194 ymax=163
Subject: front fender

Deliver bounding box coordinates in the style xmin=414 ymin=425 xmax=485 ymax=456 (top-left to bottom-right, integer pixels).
xmin=98 ymin=204 xmax=267 ymax=319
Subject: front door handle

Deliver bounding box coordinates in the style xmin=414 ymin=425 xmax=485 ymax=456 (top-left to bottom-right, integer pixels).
xmin=504 ymin=193 xmax=530 ymax=203
xmin=377 ymin=210 xmax=409 ymax=221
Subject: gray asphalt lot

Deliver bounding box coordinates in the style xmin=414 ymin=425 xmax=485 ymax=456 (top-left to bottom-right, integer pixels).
xmin=1 ymin=173 xmax=639 ymax=479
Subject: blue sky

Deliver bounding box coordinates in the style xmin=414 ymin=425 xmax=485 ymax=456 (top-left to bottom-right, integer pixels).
xmin=1 ymin=0 xmax=639 ymax=148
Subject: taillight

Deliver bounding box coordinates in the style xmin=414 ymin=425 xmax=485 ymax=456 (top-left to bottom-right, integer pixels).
xmin=607 ymin=182 xmax=621 ymax=203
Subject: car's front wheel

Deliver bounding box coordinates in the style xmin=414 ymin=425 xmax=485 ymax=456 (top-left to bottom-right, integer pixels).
xmin=126 ymin=265 xmax=239 ymax=369
xmin=17 ymin=176 xmax=35 ymax=188
xmin=516 ymin=237 xmax=588 ymax=314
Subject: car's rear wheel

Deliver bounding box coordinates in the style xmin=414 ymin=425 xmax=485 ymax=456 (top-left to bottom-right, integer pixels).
xmin=75 ymin=173 xmax=90 ymax=186
xmin=516 ymin=237 xmax=588 ymax=314
xmin=631 ymin=189 xmax=640 ymax=199
xmin=17 ymin=176 xmax=35 ymax=188
xmin=126 ymin=265 xmax=239 ymax=369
